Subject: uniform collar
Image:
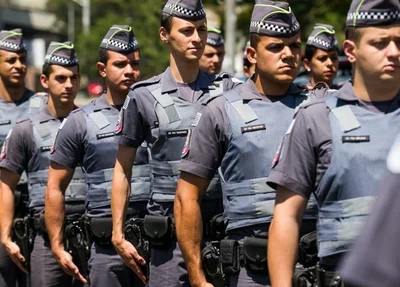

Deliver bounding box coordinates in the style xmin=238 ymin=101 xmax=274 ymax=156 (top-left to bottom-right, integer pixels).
xmin=38 ymin=105 xmax=57 ymax=122
xmin=161 ymin=67 xmax=211 ymax=94
xmin=93 ymin=92 xmax=112 ymax=111
xmin=337 ymin=80 xmax=400 ymax=103
xmin=240 ymin=77 xmax=302 ymax=101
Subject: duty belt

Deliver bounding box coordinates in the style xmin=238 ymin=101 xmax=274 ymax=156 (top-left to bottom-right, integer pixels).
xmin=316 ymin=264 xmax=347 ymax=287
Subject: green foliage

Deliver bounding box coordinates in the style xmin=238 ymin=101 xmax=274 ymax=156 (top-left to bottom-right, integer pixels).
xmin=47 ymin=0 xmax=352 ymax=81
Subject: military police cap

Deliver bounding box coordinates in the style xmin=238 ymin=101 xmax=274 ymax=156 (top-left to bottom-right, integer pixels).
xmin=249 ymin=0 xmax=300 ymax=38
xmin=306 ymin=24 xmax=338 ymax=51
xmin=100 ymin=25 xmax=139 ymax=54
xmin=346 ymin=0 xmax=400 ymax=27
xmin=162 ymin=0 xmax=206 ymax=21
xmin=44 ymin=41 xmax=78 ymax=66
xmin=0 ymin=29 xmax=26 ymax=53
xmin=207 ymin=27 xmax=224 ymax=47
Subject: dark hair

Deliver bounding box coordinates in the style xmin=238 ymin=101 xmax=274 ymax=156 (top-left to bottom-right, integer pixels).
xmin=160 ymin=12 xmax=174 ymax=33
xmin=98 ymin=47 xmax=110 ymax=64
xmin=345 ymin=27 xmax=363 ymax=44
xmin=243 ymin=56 xmax=251 ymax=69
xmin=304 ymin=44 xmax=339 ymax=61
xmin=250 ymin=33 xmax=261 ymax=49
xmin=41 ymin=63 xmax=80 ymax=77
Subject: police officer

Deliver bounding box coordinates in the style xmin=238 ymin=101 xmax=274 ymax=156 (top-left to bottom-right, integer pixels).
xmin=199 ymin=27 xmax=225 ymax=75
xmin=0 ymin=28 xmax=44 ymax=287
xmin=174 ymin=1 xmax=315 ymax=286
xmin=111 ymin=0 xmax=240 ymax=285
xmin=0 ymin=42 xmax=85 ymax=287
xmin=303 ymin=24 xmax=339 ymax=88
xmin=45 ymin=25 xmax=146 ymax=286
xmin=267 ymin=0 xmax=400 ymax=286
xmin=340 ymin=134 xmax=400 ymax=287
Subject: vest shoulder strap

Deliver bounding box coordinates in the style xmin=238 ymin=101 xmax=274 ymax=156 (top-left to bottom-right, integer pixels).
xmin=223 ymin=89 xmax=258 ymax=124
xmin=325 ymin=91 xmax=360 ymax=132
xmin=81 ymin=103 xmax=110 ymax=130
xmin=148 ymin=86 xmax=181 ymax=124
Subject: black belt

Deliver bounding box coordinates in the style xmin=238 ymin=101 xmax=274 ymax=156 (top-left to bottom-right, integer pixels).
xmin=317 ymin=265 xmax=347 ymax=287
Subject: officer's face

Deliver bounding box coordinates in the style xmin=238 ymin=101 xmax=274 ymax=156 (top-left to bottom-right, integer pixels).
xmin=304 ymin=49 xmax=339 ymax=85
xmin=345 ymin=25 xmax=400 ymax=83
xmin=41 ymin=65 xmax=80 ymax=104
xmin=249 ymin=33 xmax=302 ymax=84
xmin=199 ymin=45 xmax=225 ymax=74
xmin=0 ymin=50 xmax=27 ymax=87
xmin=161 ymin=17 xmax=207 ymax=61
xmin=99 ymin=50 xmax=140 ymax=93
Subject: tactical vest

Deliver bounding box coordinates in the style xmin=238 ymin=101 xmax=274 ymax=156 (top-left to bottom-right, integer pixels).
xmin=81 ymin=103 xmax=151 ymax=216
xmin=0 ymin=92 xmax=43 ymax=146
xmin=147 ymin=82 xmax=224 ymax=205
xmin=316 ymin=92 xmax=400 ymax=258
xmin=220 ymin=88 xmax=313 ymax=232
xmin=28 ymin=115 xmax=86 ymax=212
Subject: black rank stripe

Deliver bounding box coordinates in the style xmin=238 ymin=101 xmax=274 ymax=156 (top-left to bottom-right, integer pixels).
xmin=166 ymin=129 xmax=189 ymax=138
xmin=41 ymin=146 xmax=52 ymax=152
xmin=0 ymin=120 xmax=11 ymax=126
xmin=241 ymin=124 xmax=266 ymax=134
xmin=342 ymin=135 xmax=370 ymax=143
xmin=97 ymin=132 xmax=115 ymax=140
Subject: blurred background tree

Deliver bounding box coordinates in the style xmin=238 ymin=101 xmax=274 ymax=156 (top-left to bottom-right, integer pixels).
xmin=47 ymin=0 xmax=352 ymax=82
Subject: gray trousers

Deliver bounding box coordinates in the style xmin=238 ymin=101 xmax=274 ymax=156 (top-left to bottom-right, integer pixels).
xmin=149 ymin=240 xmax=189 ymax=287
xmin=88 ymin=242 xmax=145 ymax=287
xmin=30 ymin=235 xmax=83 ymax=287
xmin=0 ymin=243 xmax=27 ymax=287
xmin=229 ymin=266 xmax=270 ymax=287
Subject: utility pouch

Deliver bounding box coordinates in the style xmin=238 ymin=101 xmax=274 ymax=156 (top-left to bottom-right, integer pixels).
xmin=90 ymin=217 xmax=113 ymax=246
xmin=202 ymin=241 xmax=226 ymax=287
xmin=242 ymin=237 xmax=268 ymax=274
xmin=220 ymin=239 xmax=240 ymax=275
xmin=298 ymin=231 xmax=318 ymax=268
xmin=210 ymin=213 xmax=226 ymax=241
xmin=292 ymin=268 xmax=315 ymax=287
xmin=143 ymin=215 xmax=173 ymax=249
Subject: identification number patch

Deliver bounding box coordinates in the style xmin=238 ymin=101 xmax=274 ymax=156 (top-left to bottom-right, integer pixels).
xmin=167 ymin=129 xmax=189 ymax=138
xmin=0 ymin=120 xmax=11 ymax=126
xmin=40 ymin=146 xmax=52 ymax=152
xmin=241 ymin=124 xmax=266 ymax=134
xmin=97 ymin=132 xmax=115 ymax=140
xmin=342 ymin=135 xmax=370 ymax=143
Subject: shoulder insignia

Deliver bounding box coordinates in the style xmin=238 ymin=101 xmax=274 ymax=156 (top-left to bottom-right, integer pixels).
xmin=50 ymin=118 xmax=67 ymax=154
xmin=130 ymin=75 xmax=162 ymax=91
xmin=387 ymin=135 xmax=400 ymax=174
xmin=115 ymin=109 xmax=123 ymax=134
xmin=0 ymin=130 xmax=12 ymax=160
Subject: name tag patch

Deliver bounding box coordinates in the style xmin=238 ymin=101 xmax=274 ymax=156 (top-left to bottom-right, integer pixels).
xmin=0 ymin=120 xmax=11 ymax=126
xmin=97 ymin=132 xmax=115 ymax=140
xmin=167 ymin=129 xmax=188 ymax=138
xmin=342 ymin=135 xmax=370 ymax=143
xmin=41 ymin=146 xmax=52 ymax=152
xmin=241 ymin=124 xmax=266 ymax=134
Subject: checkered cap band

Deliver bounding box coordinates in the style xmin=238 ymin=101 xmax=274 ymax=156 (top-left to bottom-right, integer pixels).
xmin=250 ymin=20 xmax=300 ymax=35
xmin=310 ymin=36 xmax=338 ymax=49
xmin=102 ymin=38 xmax=138 ymax=51
xmin=207 ymin=38 xmax=220 ymax=46
xmin=49 ymin=55 xmax=78 ymax=65
xmin=347 ymin=10 xmax=400 ymax=24
xmin=0 ymin=40 xmax=23 ymax=51
xmin=165 ymin=3 xmax=205 ymax=18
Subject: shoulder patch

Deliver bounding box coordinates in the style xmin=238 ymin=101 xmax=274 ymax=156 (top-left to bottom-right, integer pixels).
xmin=387 ymin=135 xmax=400 ymax=174
xmin=0 ymin=130 xmax=12 ymax=160
xmin=122 ymin=96 xmax=130 ymax=110
xmin=50 ymin=118 xmax=67 ymax=154
xmin=115 ymin=109 xmax=123 ymax=134
xmin=192 ymin=112 xmax=202 ymax=127
xmin=181 ymin=129 xmax=192 ymax=158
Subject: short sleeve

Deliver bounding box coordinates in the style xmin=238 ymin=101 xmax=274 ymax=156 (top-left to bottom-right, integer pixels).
xmin=0 ymin=122 xmax=32 ymax=174
xmin=179 ymin=97 xmax=228 ymax=179
xmin=50 ymin=113 xmax=85 ymax=168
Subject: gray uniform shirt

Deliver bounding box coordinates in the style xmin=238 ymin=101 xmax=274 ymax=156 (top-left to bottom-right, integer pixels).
xmin=179 ymin=78 xmax=305 ymax=180
xmin=118 ymin=67 xmax=239 ymax=148
xmin=267 ymin=81 xmax=400 ymax=199
xmin=0 ymin=105 xmax=62 ymax=174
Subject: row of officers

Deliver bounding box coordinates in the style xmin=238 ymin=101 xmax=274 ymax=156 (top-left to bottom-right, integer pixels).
xmin=0 ymin=0 xmax=399 ymax=286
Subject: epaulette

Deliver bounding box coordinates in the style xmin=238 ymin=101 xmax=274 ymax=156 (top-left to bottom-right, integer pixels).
xmin=16 ymin=117 xmax=31 ymax=124
xmin=211 ymin=72 xmax=231 ymax=82
xmin=205 ymin=92 xmax=224 ymax=105
xmin=130 ymin=74 xmax=162 ymax=92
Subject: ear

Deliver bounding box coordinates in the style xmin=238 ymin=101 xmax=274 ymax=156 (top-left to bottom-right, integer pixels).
xmin=159 ymin=27 xmax=169 ymax=43
xmin=246 ymin=46 xmax=257 ymax=65
xmin=40 ymin=74 xmax=49 ymax=89
xmin=343 ymin=39 xmax=357 ymax=64
xmin=303 ymin=58 xmax=311 ymax=72
xmin=96 ymin=62 xmax=107 ymax=78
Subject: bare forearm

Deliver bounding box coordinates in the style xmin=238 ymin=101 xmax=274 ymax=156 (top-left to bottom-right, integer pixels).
xmin=45 ymin=186 xmax=65 ymax=251
xmin=175 ymin=196 xmax=205 ymax=286
xmin=268 ymin=217 xmax=300 ymax=287
xmin=111 ymin=169 xmax=131 ymax=239
xmin=0 ymin=186 xmax=15 ymax=243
